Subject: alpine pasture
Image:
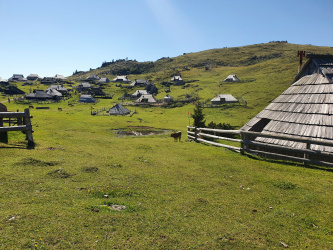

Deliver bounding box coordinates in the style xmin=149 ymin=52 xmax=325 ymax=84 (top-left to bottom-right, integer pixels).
xmin=0 ymin=42 xmax=332 ymax=249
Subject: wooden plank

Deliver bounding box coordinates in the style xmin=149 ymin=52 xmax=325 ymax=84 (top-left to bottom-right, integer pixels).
xmin=24 ymin=109 xmax=34 ymax=148
xmin=187 ymin=131 xmax=195 ymax=135
xmin=241 ymin=131 xmax=333 ymax=147
xmin=199 ymin=132 xmax=241 ymax=143
xmin=0 ymin=112 xmax=29 ymax=118
xmin=197 ymin=138 xmax=241 ymax=152
xmin=199 ymin=128 xmax=241 ymax=134
xmin=0 ymin=116 xmax=8 ymax=143
xmin=243 ymin=139 xmax=333 ymax=158
xmin=0 ymin=125 xmax=32 ymax=132
xmin=188 ymin=135 xmax=196 ymax=140
xmin=243 ymin=148 xmax=333 ymax=168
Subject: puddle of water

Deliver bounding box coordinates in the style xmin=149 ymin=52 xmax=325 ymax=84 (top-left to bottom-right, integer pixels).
xmin=114 ymin=129 xmax=171 ymax=137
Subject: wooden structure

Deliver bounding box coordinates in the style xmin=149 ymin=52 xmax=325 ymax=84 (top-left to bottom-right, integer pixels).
xmin=170 ymin=75 xmax=184 ymax=85
xmin=211 ymin=94 xmax=238 ymax=105
xmin=109 ymin=104 xmax=130 ymax=115
xmin=112 ymin=76 xmax=131 ymax=83
xmin=0 ymin=108 xmax=34 ymax=147
xmin=223 ymin=74 xmax=240 ymax=82
xmin=187 ymin=126 xmax=333 ymax=167
xmin=294 ymin=54 xmax=333 ymax=82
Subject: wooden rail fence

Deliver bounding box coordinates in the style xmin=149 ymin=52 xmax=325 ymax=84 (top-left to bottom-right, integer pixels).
xmin=0 ymin=108 xmax=34 ymax=147
xmin=187 ymin=126 xmax=333 ymax=168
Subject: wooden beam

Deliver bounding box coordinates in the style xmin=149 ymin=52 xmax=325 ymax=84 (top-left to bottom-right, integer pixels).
xmin=0 ymin=112 xmax=29 ymax=118
xmin=199 ymin=132 xmax=241 ymax=143
xmin=241 ymin=131 xmax=333 ymax=148
xmin=0 ymin=125 xmax=32 ymax=132
xmin=197 ymin=138 xmax=241 ymax=152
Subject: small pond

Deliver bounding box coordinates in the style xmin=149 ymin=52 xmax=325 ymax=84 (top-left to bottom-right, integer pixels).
xmin=113 ymin=126 xmax=172 ymax=137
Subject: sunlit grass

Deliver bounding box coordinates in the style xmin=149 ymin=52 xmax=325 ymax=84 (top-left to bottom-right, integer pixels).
xmin=0 ymin=43 xmax=332 ymax=248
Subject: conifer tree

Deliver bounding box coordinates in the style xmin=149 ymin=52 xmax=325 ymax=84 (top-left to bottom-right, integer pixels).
xmin=191 ymin=102 xmax=206 ymax=127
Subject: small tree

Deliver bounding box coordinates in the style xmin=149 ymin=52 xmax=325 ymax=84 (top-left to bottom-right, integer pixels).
xmin=191 ymin=102 xmax=206 ymax=128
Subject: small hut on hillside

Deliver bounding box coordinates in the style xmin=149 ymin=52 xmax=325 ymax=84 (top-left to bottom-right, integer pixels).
xmin=163 ymin=94 xmax=174 ymax=103
xmin=112 ymin=76 xmax=131 ymax=83
xmin=130 ymin=79 xmax=149 ymax=87
xmin=170 ymin=75 xmax=183 ymax=85
xmin=135 ymin=94 xmax=157 ymax=104
xmin=109 ymin=104 xmax=130 ymax=115
xmin=98 ymin=77 xmax=110 ymax=84
xmin=8 ymin=74 xmax=27 ymax=82
xmin=79 ymin=94 xmax=95 ymax=103
xmin=223 ymin=74 xmax=240 ymax=82
xmin=86 ymin=74 xmax=100 ymax=81
xmin=132 ymin=90 xmax=148 ymax=98
xmin=47 ymin=85 xmax=68 ymax=95
xmin=27 ymin=74 xmax=40 ymax=81
xmin=77 ymin=82 xmax=91 ymax=92
xmin=211 ymin=94 xmax=238 ymax=105
xmin=25 ymin=90 xmax=53 ymax=101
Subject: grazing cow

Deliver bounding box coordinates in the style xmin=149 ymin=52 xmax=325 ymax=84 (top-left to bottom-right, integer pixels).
xmin=58 ymin=108 xmax=62 ymax=111
xmin=171 ymin=131 xmax=182 ymax=141
xmin=29 ymin=105 xmax=34 ymax=109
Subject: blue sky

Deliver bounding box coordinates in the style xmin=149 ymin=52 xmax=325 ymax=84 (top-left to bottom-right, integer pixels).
xmin=0 ymin=0 xmax=332 ymax=79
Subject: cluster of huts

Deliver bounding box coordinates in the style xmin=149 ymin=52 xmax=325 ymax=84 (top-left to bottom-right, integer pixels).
xmin=25 ymin=85 xmax=69 ymax=101
xmin=0 ymin=74 xmax=67 ymax=83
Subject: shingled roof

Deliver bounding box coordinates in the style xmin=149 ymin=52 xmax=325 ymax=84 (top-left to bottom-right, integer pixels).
xmin=109 ymin=104 xmax=130 ymax=115
xmin=241 ymin=73 xmax=333 ymax=152
xmin=294 ymin=54 xmax=333 ymax=82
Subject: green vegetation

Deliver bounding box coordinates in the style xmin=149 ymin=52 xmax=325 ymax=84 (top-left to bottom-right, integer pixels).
xmin=0 ymin=42 xmax=332 ymax=248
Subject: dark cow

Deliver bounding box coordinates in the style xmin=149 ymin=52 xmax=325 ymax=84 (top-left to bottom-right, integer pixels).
xmin=171 ymin=131 xmax=182 ymax=141
xmin=58 ymin=108 xmax=62 ymax=111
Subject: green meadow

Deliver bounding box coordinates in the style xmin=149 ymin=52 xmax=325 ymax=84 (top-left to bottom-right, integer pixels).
xmin=0 ymin=42 xmax=332 ymax=249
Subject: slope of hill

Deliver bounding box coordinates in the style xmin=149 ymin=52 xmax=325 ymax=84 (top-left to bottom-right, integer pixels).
xmin=67 ymin=42 xmax=333 ymax=126
xmin=0 ymin=42 xmax=333 ymax=249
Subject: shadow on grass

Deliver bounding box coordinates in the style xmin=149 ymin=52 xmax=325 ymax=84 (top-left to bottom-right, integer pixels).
xmin=0 ymin=141 xmax=35 ymax=150
xmin=245 ymin=153 xmax=333 ymax=173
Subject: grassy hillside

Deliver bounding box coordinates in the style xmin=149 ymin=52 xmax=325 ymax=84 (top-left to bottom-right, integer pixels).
xmin=0 ymin=42 xmax=333 ymax=248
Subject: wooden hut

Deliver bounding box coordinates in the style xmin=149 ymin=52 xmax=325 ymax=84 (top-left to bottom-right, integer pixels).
xmin=241 ymin=73 xmax=333 ymax=153
xmin=170 ymin=75 xmax=183 ymax=85
xmin=27 ymin=74 xmax=40 ymax=81
xmin=109 ymin=104 xmax=130 ymax=115
xmin=86 ymin=74 xmax=100 ymax=81
xmin=223 ymin=74 xmax=240 ymax=82
xmin=135 ymin=94 xmax=157 ymax=104
xmin=132 ymin=90 xmax=148 ymax=98
xmin=98 ymin=77 xmax=110 ymax=84
xmin=79 ymin=94 xmax=95 ymax=103
xmin=211 ymin=94 xmax=238 ymax=105
xmin=130 ymin=79 xmax=149 ymax=87
xmin=163 ymin=94 xmax=174 ymax=103
xmin=25 ymin=90 xmax=53 ymax=101
xmin=112 ymin=76 xmax=131 ymax=83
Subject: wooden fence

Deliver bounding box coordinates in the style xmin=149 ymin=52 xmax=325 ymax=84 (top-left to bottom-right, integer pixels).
xmin=0 ymin=108 xmax=34 ymax=147
xmin=187 ymin=126 xmax=333 ymax=168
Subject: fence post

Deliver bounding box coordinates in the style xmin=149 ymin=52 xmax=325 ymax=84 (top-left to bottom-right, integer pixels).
xmin=0 ymin=116 xmax=8 ymax=143
xmin=194 ymin=127 xmax=198 ymax=142
xmin=24 ymin=108 xmax=34 ymax=148
xmin=304 ymin=142 xmax=311 ymax=165
xmin=240 ymin=131 xmax=246 ymax=155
